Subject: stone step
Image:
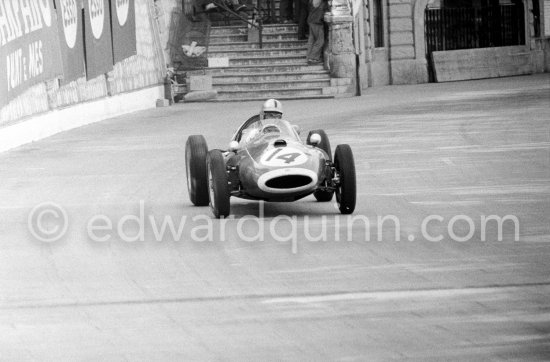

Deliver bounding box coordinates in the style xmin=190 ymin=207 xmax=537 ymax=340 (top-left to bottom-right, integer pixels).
xmin=209 ymin=24 xmax=298 ymax=36
xmin=209 ymin=47 xmax=307 ymax=58
xmin=208 ymin=39 xmax=307 ymax=51
xmin=209 ymin=25 xmax=248 ymax=36
xmin=261 ymin=24 xmax=298 ymax=32
xmin=209 ymin=17 xmax=290 ymax=27
xmin=208 ymin=94 xmax=335 ymax=102
xmin=212 ymin=70 xmax=330 ymax=83
xmin=209 ymin=31 xmax=300 ymax=43
xmin=225 ymin=54 xmax=307 ymax=66
xmin=196 ymin=4 xmax=345 ymax=103
xmin=213 ymin=79 xmax=331 ymax=91
xmin=208 ymin=10 xmax=286 ymax=25
xmin=209 ymin=34 xmax=247 ymax=43
xmin=202 ymin=63 xmax=325 ymax=74
xmin=210 ymin=20 xmax=250 ymax=27
xmin=215 ymin=87 xmax=328 ymax=100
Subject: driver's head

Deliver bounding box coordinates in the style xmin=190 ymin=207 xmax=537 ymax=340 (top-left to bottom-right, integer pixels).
xmin=260 ymin=99 xmax=283 ymax=120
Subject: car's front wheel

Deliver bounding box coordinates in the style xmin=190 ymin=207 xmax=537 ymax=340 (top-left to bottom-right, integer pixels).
xmin=185 ymin=135 xmax=209 ymax=206
xmin=207 ymin=150 xmax=230 ymax=218
xmin=334 ymin=144 xmax=356 ymax=214
xmin=308 ymin=130 xmax=334 ymax=202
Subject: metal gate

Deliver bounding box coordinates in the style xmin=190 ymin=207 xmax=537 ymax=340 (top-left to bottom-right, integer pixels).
xmin=424 ymin=2 xmax=525 ymax=78
xmin=425 ymin=3 xmax=525 ymax=52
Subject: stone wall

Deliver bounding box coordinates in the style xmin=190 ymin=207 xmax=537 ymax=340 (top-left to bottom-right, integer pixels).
xmin=388 ymin=0 xmax=428 ymax=84
xmin=360 ymin=0 xmax=547 ymax=87
xmin=431 ymin=46 xmax=533 ymax=82
xmin=528 ymin=0 xmax=550 ymax=72
xmin=0 ymin=0 xmax=165 ymax=127
xmin=360 ymin=0 xmax=429 ymax=86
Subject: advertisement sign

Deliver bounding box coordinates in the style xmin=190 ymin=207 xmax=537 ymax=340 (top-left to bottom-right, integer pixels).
xmin=110 ymin=0 xmax=136 ymax=63
xmin=56 ymin=0 xmax=86 ymax=83
xmin=0 ymin=0 xmax=63 ymax=107
xmin=83 ymin=0 xmax=114 ymax=79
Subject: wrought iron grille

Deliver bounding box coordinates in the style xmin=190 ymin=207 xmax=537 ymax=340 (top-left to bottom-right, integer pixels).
xmin=424 ymin=3 xmax=525 ymax=54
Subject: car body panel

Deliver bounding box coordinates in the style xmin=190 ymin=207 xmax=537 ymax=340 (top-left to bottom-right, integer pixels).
xmin=226 ymin=119 xmax=330 ymax=202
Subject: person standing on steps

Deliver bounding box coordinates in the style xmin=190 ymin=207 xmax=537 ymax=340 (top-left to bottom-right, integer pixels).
xmin=295 ymin=0 xmax=309 ymax=40
xmin=279 ymin=0 xmax=294 ymax=23
xmin=306 ymin=0 xmax=327 ymax=64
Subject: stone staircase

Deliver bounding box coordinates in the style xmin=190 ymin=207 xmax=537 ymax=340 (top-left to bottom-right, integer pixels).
xmin=191 ymin=5 xmax=353 ymax=101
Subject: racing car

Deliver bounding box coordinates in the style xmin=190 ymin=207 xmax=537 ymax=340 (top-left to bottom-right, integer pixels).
xmin=185 ymin=116 xmax=356 ymax=218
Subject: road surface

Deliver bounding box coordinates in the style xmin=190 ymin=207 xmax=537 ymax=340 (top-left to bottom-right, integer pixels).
xmin=1 ymin=75 xmax=549 ymax=360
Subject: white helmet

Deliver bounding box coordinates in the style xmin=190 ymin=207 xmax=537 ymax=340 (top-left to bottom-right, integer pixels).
xmin=260 ymin=99 xmax=283 ymax=120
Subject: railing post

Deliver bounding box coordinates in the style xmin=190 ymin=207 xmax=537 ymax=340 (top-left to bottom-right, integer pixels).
xmin=259 ymin=22 xmax=263 ymax=49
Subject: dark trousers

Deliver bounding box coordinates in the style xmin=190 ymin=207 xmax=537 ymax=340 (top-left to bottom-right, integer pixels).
xmin=296 ymin=0 xmax=308 ymax=38
xmin=279 ymin=0 xmax=293 ymax=21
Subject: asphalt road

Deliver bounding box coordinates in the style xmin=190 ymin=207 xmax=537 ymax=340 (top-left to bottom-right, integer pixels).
xmin=1 ymin=75 xmax=549 ymax=360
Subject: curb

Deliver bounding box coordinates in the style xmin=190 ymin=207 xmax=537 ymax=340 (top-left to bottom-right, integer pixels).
xmin=0 ymin=86 xmax=164 ymax=154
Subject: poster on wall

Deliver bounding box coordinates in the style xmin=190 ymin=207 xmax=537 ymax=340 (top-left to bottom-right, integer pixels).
xmin=83 ymin=0 xmax=114 ymax=80
xmin=56 ymin=0 xmax=86 ymax=84
xmin=110 ymin=0 xmax=136 ymax=63
xmin=0 ymin=0 xmax=63 ymax=107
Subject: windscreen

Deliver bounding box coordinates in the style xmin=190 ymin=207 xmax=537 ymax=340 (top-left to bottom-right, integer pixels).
xmin=239 ymin=119 xmax=300 ymax=145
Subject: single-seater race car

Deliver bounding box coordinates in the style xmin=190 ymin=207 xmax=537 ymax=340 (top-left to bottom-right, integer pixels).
xmin=185 ymin=116 xmax=356 ymax=218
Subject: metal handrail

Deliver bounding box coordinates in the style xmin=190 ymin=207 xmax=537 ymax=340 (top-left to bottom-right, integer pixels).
xmin=210 ymin=1 xmax=264 ymax=49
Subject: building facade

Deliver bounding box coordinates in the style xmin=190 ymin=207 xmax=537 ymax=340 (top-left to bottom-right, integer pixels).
xmin=358 ymin=0 xmax=550 ymax=86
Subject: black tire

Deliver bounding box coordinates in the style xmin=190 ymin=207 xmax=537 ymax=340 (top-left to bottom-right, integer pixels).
xmin=307 ymin=129 xmax=332 ymax=161
xmin=185 ymin=135 xmax=209 ymax=206
xmin=307 ymin=129 xmax=333 ymax=201
xmin=334 ymin=144 xmax=356 ymax=214
xmin=207 ymin=150 xmax=230 ymax=218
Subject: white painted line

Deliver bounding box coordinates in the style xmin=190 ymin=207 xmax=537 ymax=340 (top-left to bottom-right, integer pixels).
xmin=409 ymin=200 xmax=482 ymax=206
xmin=266 ymin=264 xmax=363 ymax=274
xmin=368 ymin=168 xmax=436 ymax=174
xmin=438 ymin=142 xmax=550 ymax=152
xmin=262 ymin=285 xmax=550 ymax=305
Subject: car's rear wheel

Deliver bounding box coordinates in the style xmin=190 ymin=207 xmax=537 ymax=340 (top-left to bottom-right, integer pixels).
xmin=207 ymin=150 xmax=230 ymax=218
xmin=307 ymin=129 xmax=332 ymax=161
xmin=185 ymin=135 xmax=209 ymax=206
xmin=334 ymin=144 xmax=356 ymax=214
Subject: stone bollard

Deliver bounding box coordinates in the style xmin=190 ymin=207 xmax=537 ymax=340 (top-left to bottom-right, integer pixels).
xmin=324 ymin=7 xmax=356 ymax=95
